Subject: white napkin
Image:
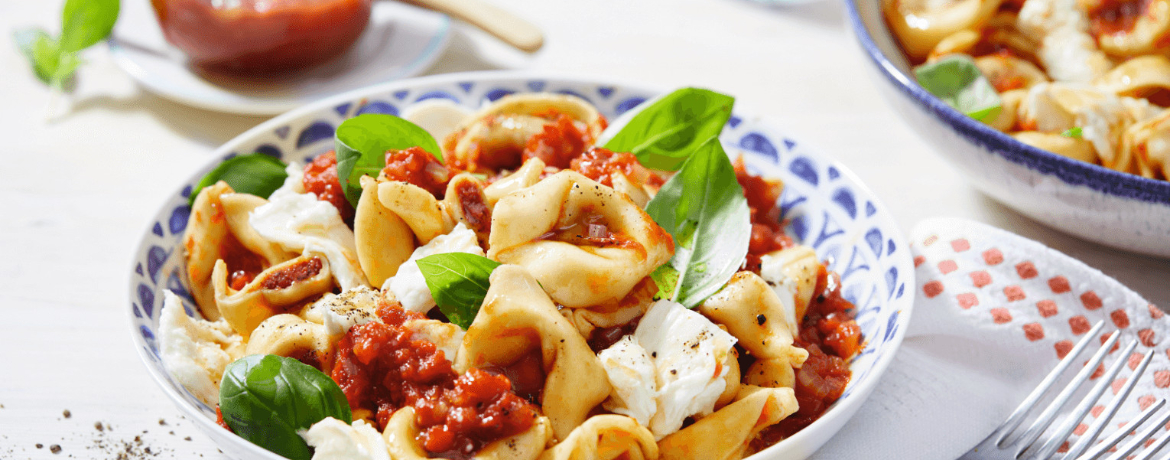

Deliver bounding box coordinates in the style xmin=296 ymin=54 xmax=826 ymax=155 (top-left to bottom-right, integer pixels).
xmin=810 ymin=217 xmax=1167 ymax=460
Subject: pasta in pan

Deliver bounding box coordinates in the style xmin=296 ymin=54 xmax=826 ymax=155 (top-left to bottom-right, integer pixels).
xmin=885 ymin=0 xmax=1170 ymax=180
xmin=158 ymin=91 xmax=864 ymax=460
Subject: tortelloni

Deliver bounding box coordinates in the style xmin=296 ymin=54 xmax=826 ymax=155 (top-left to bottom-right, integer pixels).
xmin=456 ymin=265 xmax=612 ymax=441
xmin=444 ymin=93 xmax=608 ymax=171
xmin=657 ymin=386 xmax=798 ymax=460
xmin=883 ymin=0 xmax=1004 ymax=60
xmin=383 ymin=407 xmax=554 ymax=460
xmin=245 ymin=313 xmax=334 ymax=371
xmin=539 ymin=415 xmax=658 ymax=460
xmin=211 ymin=255 xmax=334 ymax=339
xmin=487 ymin=171 xmax=674 ymax=308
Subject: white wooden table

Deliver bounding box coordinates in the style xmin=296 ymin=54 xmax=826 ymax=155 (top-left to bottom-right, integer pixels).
xmin=2 ymin=0 xmax=1167 ymax=458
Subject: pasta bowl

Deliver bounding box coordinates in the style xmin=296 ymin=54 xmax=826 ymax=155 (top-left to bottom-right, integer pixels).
xmin=844 ymin=0 xmax=1170 ymax=258
xmin=128 ymin=71 xmax=914 ymax=460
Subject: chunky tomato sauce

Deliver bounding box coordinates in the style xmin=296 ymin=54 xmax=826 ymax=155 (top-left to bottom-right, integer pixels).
xmin=735 ymin=157 xmax=796 ymax=273
xmin=571 ymin=147 xmax=665 ymax=190
xmin=332 ymin=302 xmax=537 ymax=459
xmin=382 ymin=147 xmax=451 ymax=199
xmin=1088 ymin=0 xmax=1150 ymax=36
xmin=220 ymin=231 xmax=265 ymax=291
xmin=523 ymin=113 xmax=591 ymax=169
xmin=753 ymin=267 xmax=862 ymax=446
xmin=454 ymin=180 xmax=491 ymax=235
xmin=539 ymin=205 xmax=641 ymax=251
xmin=260 ymin=257 xmax=323 ymax=290
xmin=303 ymin=151 xmax=355 ymax=222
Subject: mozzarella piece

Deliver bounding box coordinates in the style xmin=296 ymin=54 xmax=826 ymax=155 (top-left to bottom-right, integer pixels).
xmin=383 ymin=223 xmax=485 ymax=313
xmin=272 ymin=162 xmax=307 ymax=197
xmin=401 ymin=99 xmax=474 ymax=142
xmin=250 ymin=184 xmax=368 ymax=291
xmin=598 ymin=335 xmax=658 ymax=427
xmin=299 ymin=417 xmax=390 ymax=460
xmin=759 ymin=254 xmax=802 ymax=337
xmin=404 ymin=319 xmax=466 ymax=362
xmin=635 ymin=300 xmax=738 ymax=440
xmin=1017 ymin=0 xmax=1111 ymax=82
xmin=158 ymin=290 xmax=241 ymax=407
xmin=306 ymin=286 xmax=381 ymax=338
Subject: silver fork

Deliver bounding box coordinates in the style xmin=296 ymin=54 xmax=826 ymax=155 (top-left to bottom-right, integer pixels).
xmin=960 ymin=320 xmax=1169 ymax=460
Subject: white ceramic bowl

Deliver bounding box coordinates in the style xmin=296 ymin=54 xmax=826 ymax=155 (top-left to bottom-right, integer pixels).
xmin=128 ymin=71 xmax=915 ymax=460
xmin=844 ymin=0 xmax=1170 ymax=258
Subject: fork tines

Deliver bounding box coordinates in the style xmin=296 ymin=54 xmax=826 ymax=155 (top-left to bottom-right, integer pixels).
xmin=983 ymin=320 xmax=1163 ymax=460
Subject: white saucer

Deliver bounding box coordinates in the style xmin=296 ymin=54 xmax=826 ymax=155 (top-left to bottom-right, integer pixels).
xmin=109 ymin=1 xmax=451 ymax=115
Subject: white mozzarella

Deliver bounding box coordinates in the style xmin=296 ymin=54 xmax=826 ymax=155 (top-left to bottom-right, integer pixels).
xmin=598 ymin=335 xmax=658 ymax=427
xmin=634 ymin=300 xmax=738 ymax=440
xmin=158 ymin=290 xmax=240 ymax=407
xmin=384 ymin=223 xmax=485 ymax=313
xmin=250 ymin=185 xmax=369 ymax=290
xmin=307 ymin=286 xmax=381 ymax=338
xmin=759 ymin=254 xmax=802 ymax=336
xmin=300 ymin=417 xmax=390 ymax=460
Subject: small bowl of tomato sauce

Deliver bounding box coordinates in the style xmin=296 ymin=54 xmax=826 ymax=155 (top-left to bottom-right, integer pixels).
xmin=150 ymin=0 xmax=373 ymax=76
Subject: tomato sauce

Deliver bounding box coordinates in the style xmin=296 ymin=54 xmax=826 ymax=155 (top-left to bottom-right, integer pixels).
xmin=382 ymin=147 xmax=451 ymax=199
xmin=219 ymin=232 xmax=265 ymax=291
xmin=1088 ymin=0 xmax=1149 ymax=36
xmin=332 ymin=302 xmax=537 ymax=459
xmin=522 ymin=113 xmax=591 ymax=169
xmin=735 ymin=157 xmax=795 ymax=272
xmin=151 ymin=0 xmax=371 ymax=76
xmin=454 ymin=180 xmax=491 ymax=236
xmin=752 ymin=267 xmax=862 ymax=447
xmin=538 ymin=205 xmax=641 ymax=251
xmin=570 ymin=147 xmax=665 ymax=190
xmin=260 ymin=257 xmax=323 ymax=290
xmin=303 ymin=151 xmax=355 ymax=223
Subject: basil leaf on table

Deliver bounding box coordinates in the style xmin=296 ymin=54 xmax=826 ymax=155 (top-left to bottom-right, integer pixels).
xmin=334 ymin=114 xmax=443 ymax=207
xmin=219 ymin=354 xmax=352 ymax=460
xmin=644 ymin=136 xmax=751 ymax=308
xmin=13 ymin=0 xmax=119 ymax=90
xmin=415 ymin=253 xmax=501 ymax=329
xmin=59 ymin=0 xmax=120 ymax=52
xmin=598 ymin=87 xmax=735 ymax=171
xmin=914 ymin=54 xmax=1002 ymax=122
xmin=188 ymin=153 xmax=289 ymax=207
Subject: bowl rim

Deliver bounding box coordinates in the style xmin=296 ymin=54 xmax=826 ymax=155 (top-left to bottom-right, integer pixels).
xmin=842 ymin=0 xmax=1170 ymax=206
xmin=128 ymin=70 xmax=916 ymax=459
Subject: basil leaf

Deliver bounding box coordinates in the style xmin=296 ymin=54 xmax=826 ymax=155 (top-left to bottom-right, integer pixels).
xmin=59 ymin=0 xmax=119 ymax=53
xmin=188 ymin=153 xmax=289 ymax=208
xmin=219 ymin=355 xmax=352 ymax=460
xmin=914 ymin=54 xmax=1002 ymax=122
xmin=334 ymin=114 xmax=443 ymax=207
xmin=649 ymin=264 xmax=679 ymax=301
xmin=14 ymin=28 xmax=56 ymax=84
xmin=598 ymin=87 xmax=735 ymax=171
xmin=1062 ymin=127 xmax=1083 ymax=138
xmin=415 ymin=253 xmax=501 ymax=329
xmin=644 ymin=137 xmax=750 ymax=308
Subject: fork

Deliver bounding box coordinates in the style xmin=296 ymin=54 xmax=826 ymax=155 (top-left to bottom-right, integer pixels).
xmin=960 ymin=320 xmax=1170 ymax=460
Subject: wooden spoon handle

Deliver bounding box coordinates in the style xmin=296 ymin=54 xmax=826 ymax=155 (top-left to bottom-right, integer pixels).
xmin=399 ymin=0 xmax=544 ymax=52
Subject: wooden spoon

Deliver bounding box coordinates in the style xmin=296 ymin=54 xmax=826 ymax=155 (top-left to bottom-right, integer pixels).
xmin=399 ymin=0 xmax=545 ymax=52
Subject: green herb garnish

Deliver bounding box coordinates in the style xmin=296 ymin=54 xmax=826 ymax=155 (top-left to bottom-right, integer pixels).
xmin=219 ymin=355 xmax=351 ymax=460
xmin=914 ymin=54 xmax=1002 ymax=122
xmin=598 ymin=87 xmax=735 ymax=171
xmin=334 ymin=114 xmax=442 ymax=207
xmin=1062 ymin=127 xmax=1083 ymax=138
xmin=644 ymin=136 xmax=750 ymax=308
xmin=415 ymin=253 xmax=502 ymax=329
xmin=188 ymin=153 xmax=289 ymax=207
xmin=14 ymin=0 xmax=119 ymax=90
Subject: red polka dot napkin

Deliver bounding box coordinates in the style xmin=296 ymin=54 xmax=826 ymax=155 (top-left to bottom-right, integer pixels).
xmin=810 ymin=218 xmax=1165 ymax=460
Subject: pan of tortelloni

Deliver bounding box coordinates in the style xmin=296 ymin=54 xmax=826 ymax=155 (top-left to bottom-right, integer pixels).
xmin=151 ymin=83 xmax=878 ymax=460
xmin=883 ymin=0 xmax=1170 ymax=181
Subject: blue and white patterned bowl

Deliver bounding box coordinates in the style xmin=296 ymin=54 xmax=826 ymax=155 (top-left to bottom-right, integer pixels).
xmin=844 ymin=0 xmax=1170 ymax=258
xmin=128 ymin=72 xmax=914 ymax=460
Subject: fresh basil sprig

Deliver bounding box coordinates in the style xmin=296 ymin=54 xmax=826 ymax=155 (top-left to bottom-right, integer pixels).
xmin=334 ymin=114 xmax=443 ymax=207
xmin=188 ymin=153 xmax=289 ymax=207
xmin=14 ymin=0 xmax=119 ymax=90
xmin=415 ymin=253 xmax=501 ymax=329
xmin=914 ymin=54 xmax=1002 ymax=122
xmin=219 ymin=355 xmax=351 ymax=460
xmin=598 ymin=87 xmax=735 ymax=171
xmin=644 ymin=137 xmax=750 ymax=308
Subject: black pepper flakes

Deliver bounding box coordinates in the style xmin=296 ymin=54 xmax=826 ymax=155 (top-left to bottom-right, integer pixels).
xmin=95 ymin=422 xmax=104 ymax=431
xmin=62 ymin=409 xmax=71 ymax=418
xmin=36 ymin=443 xmax=43 ymax=449
xmin=757 ymin=314 xmax=767 ymax=325
xmin=50 ymin=444 xmax=62 ymax=454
